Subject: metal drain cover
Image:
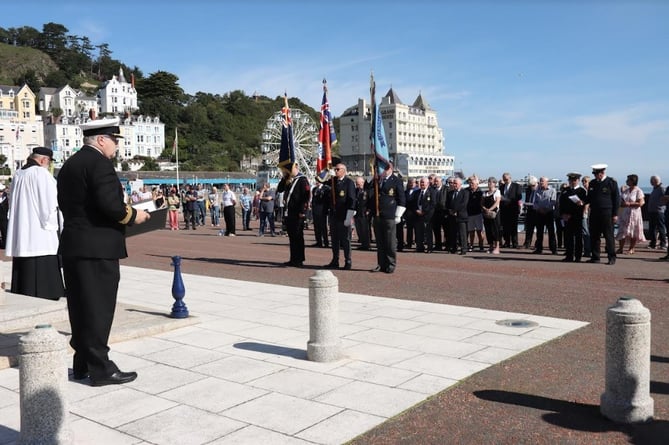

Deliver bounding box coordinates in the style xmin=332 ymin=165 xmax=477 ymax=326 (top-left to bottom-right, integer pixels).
xmin=495 ymin=319 xmax=539 ymax=328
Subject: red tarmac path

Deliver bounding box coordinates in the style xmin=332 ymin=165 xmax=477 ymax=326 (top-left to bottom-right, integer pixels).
xmin=123 ymin=221 xmax=669 ymax=444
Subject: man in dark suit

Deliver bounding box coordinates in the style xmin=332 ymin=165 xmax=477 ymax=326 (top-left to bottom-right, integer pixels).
xmin=354 ymin=176 xmax=371 ymax=250
xmin=499 ymin=172 xmax=522 ymax=248
xmin=585 ymin=163 xmax=619 ymax=265
xmin=277 ymin=162 xmax=310 ymax=267
xmin=310 ymin=180 xmax=330 ymax=248
xmin=415 ymin=177 xmax=437 ymax=253
xmin=325 ymin=163 xmax=357 ymax=270
xmin=431 ymin=176 xmax=449 ymax=251
xmin=399 ymin=177 xmax=418 ymax=251
xmin=58 ymin=118 xmax=150 ymax=386
xmin=446 ymin=177 xmax=469 ymax=254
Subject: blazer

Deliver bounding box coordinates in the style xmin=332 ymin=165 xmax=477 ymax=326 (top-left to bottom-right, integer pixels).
xmin=416 ymin=187 xmax=437 ymax=218
xmin=446 ymin=188 xmax=469 ymax=222
xmin=57 ymin=145 xmax=138 ymax=259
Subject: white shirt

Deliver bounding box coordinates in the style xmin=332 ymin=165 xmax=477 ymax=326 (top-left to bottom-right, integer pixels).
xmin=221 ymin=190 xmax=236 ymax=207
xmin=5 ymin=164 xmax=62 ymax=257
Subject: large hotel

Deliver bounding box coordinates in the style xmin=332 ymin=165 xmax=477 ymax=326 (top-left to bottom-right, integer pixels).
xmin=339 ymin=88 xmax=455 ymax=179
xmin=0 ymin=68 xmax=164 ymax=173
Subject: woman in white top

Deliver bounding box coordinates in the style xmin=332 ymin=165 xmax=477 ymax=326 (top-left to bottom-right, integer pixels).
xmin=221 ymin=184 xmax=237 ymax=236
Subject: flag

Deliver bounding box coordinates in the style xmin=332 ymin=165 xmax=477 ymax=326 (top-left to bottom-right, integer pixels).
xmin=317 ymin=79 xmax=335 ymax=180
xmin=173 ymin=127 xmax=178 ymax=153
xmin=15 ymin=125 xmax=20 ymax=141
xmin=370 ymin=73 xmax=390 ymax=176
xmin=278 ymin=93 xmax=295 ymax=175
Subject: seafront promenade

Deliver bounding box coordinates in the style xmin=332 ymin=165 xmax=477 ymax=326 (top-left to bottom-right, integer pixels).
xmin=1 ymin=224 xmax=668 ymax=444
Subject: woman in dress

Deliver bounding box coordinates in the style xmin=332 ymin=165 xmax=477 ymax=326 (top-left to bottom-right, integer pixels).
xmin=166 ymin=187 xmax=180 ymax=230
xmin=481 ymin=176 xmax=502 ymax=254
xmin=616 ymin=174 xmax=646 ymax=254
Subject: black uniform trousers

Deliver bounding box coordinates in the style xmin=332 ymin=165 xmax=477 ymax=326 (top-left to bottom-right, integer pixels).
xmin=313 ymin=209 xmax=329 ymax=247
xmin=63 ymin=257 xmax=120 ymax=379
xmin=330 ymin=219 xmax=352 ymax=265
xmin=373 ymin=217 xmax=397 ymax=272
xmin=354 ymin=215 xmax=370 ymax=249
xmin=589 ymin=210 xmax=616 ymax=261
xmin=563 ymin=216 xmax=583 ymax=261
xmin=404 ymin=211 xmax=416 ymax=248
xmin=285 ymin=215 xmax=306 ymax=264
xmin=501 ymin=206 xmax=520 ymax=247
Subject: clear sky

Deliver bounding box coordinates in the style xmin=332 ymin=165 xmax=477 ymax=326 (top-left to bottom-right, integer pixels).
xmin=5 ymin=1 xmax=668 ymax=182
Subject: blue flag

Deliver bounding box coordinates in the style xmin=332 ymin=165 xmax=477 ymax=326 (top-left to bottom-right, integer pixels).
xmin=370 ymin=74 xmax=389 ymax=176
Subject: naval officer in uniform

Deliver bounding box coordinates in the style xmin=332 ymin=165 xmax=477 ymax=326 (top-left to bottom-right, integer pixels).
xmin=58 ymin=118 xmax=151 ymax=386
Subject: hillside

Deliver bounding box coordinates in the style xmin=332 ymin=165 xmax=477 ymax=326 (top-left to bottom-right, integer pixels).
xmin=0 ymin=42 xmax=58 ymax=85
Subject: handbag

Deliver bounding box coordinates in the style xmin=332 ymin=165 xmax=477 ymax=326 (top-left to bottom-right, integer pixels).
xmin=483 ymin=208 xmax=498 ymax=219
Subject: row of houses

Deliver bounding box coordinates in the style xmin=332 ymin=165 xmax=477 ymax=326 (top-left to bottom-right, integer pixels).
xmin=0 ymin=67 xmax=164 ymax=172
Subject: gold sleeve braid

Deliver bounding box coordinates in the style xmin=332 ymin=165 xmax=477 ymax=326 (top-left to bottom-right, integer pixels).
xmin=118 ymin=203 xmax=135 ymax=225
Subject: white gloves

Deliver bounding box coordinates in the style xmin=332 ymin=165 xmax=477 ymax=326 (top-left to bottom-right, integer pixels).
xmin=394 ymin=206 xmax=406 ymax=224
xmin=344 ymin=209 xmax=356 ymax=227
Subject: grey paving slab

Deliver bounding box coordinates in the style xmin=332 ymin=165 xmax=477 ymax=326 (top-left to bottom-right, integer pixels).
xmin=118 ymin=405 xmax=246 ymax=445
xmin=249 ymin=368 xmax=352 ymax=399
xmin=296 ymin=409 xmax=387 ymax=445
xmin=70 ymin=417 xmax=144 ymax=445
xmin=221 ymin=392 xmax=343 ymax=436
xmin=160 ymin=376 xmax=268 ymax=413
xmin=208 ymin=425 xmax=314 ymax=445
xmin=192 ymin=355 xmax=286 ymax=384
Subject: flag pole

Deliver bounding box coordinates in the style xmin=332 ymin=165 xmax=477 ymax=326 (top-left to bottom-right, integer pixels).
xmin=174 ymin=127 xmax=179 ymax=189
xmin=370 ymin=72 xmax=380 ymax=217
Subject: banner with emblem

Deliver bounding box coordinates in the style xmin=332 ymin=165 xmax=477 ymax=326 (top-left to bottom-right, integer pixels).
xmin=278 ymin=93 xmax=296 ymax=175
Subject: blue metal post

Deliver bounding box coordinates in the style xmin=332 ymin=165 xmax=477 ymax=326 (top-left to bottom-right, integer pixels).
xmin=170 ymin=255 xmax=189 ymax=318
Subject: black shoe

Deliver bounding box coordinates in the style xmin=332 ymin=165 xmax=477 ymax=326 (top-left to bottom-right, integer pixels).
xmin=385 ymin=266 xmax=395 ymax=274
xmin=607 ymin=257 xmax=616 ymax=265
xmin=532 ymin=250 xmax=543 ymax=254
xmin=587 ymin=258 xmax=601 ymax=264
xmin=72 ymin=370 xmax=88 ymax=380
xmin=342 ymin=261 xmax=352 ymax=270
xmin=660 ymin=255 xmax=669 ymax=261
xmin=459 ymin=250 xmax=467 ymax=255
xmin=311 ymin=243 xmax=322 ymax=247
xmin=90 ymin=371 xmax=137 ymax=387
xmin=371 ymin=266 xmax=382 ymax=272
xmin=324 ymin=261 xmax=339 ymax=269
xmin=561 ymin=258 xmax=574 ymax=262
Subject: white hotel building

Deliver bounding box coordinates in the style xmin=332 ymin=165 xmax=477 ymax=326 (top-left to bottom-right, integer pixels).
xmin=39 ymin=68 xmax=164 ymax=168
xmin=339 ymin=88 xmax=454 ymax=179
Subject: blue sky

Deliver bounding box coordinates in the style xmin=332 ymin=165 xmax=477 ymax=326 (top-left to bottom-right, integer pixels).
xmin=5 ymin=1 xmax=668 ymax=183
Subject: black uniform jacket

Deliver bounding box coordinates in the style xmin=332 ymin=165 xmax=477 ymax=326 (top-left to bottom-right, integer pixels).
xmin=278 ymin=174 xmax=310 ymax=217
xmin=57 ymin=145 xmax=137 ymax=259
xmin=367 ymin=174 xmax=406 ymax=219
xmin=446 ymin=188 xmax=470 ymax=222
xmin=329 ymin=176 xmax=356 ymax=221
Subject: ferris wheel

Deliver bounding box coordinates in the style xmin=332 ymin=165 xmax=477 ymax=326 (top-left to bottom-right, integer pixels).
xmin=260 ymin=108 xmax=319 ymax=180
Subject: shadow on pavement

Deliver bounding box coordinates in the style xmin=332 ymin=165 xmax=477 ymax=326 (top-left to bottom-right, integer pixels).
xmin=233 ymin=341 xmax=307 ymax=360
xmin=474 ymin=389 xmax=669 ymax=445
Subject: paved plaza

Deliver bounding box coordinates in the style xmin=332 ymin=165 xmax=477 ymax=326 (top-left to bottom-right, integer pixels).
xmin=0 ymin=262 xmax=587 ymax=444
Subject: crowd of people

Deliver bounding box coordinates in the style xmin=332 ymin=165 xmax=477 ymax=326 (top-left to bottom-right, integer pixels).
xmin=152 ymin=163 xmax=666 ymax=271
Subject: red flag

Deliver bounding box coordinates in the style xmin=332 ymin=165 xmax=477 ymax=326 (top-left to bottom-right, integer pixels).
xmin=317 ymin=79 xmax=336 ymax=178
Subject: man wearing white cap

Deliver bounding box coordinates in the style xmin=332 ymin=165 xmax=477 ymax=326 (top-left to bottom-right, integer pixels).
xmin=57 ymin=118 xmax=151 ymax=386
xmin=585 ymin=164 xmax=619 ymax=265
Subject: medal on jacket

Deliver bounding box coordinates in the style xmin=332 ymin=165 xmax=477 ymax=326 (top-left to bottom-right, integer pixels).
xmin=389 ymin=188 xmax=395 ymax=196
xmin=339 ymin=190 xmax=345 ymax=197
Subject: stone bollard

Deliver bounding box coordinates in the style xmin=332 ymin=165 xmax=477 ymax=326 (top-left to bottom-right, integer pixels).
xmin=600 ymin=297 xmax=653 ymax=423
xmin=18 ymin=324 xmax=72 ymax=445
xmin=307 ymin=270 xmax=341 ymax=362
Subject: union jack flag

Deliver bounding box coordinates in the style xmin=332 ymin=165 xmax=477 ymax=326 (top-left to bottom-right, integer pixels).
xmin=316 ymin=79 xmax=336 ymax=179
